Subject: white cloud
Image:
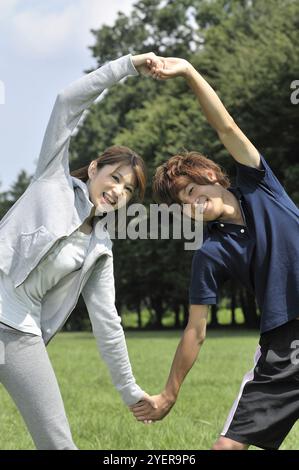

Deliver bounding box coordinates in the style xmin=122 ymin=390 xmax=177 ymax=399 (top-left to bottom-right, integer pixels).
xmin=10 ymin=0 xmax=134 ymax=60
xmin=12 ymin=5 xmax=78 ymax=58
xmin=75 ymin=0 xmax=134 ymax=44
xmin=0 ymin=0 xmax=20 ymax=18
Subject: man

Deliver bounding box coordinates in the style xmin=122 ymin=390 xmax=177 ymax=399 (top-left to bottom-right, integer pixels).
xmin=131 ymin=56 xmax=299 ymax=450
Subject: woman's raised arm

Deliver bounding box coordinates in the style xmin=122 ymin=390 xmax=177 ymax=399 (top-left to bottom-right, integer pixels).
xmin=34 ymin=53 xmax=162 ymax=180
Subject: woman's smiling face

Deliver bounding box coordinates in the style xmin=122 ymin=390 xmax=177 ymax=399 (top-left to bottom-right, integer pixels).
xmin=87 ymin=162 xmax=136 ymax=215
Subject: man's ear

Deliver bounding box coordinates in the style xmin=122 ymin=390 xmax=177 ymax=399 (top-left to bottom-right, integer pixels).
xmin=88 ymin=161 xmax=97 ymax=179
xmin=205 ymin=169 xmax=217 ymax=183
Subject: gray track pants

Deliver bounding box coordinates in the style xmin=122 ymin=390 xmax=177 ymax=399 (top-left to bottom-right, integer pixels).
xmin=0 ymin=324 xmax=77 ymax=450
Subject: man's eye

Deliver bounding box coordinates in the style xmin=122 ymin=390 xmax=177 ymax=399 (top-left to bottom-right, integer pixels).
xmin=112 ymin=175 xmax=119 ymax=182
xmin=188 ymin=187 xmax=194 ymax=195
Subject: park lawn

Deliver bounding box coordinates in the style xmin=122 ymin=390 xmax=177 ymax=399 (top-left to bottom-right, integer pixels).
xmin=0 ymin=330 xmax=298 ymax=450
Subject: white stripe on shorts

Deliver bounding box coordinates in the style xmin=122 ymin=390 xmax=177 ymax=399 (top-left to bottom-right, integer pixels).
xmin=221 ymin=345 xmax=262 ymax=436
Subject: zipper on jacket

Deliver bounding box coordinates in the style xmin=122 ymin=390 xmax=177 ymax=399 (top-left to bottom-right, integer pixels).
xmin=45 ymin=250 xmax=109 ymax=345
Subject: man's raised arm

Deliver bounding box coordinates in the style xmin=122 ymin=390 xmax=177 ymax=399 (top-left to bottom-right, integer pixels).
xmin=149 ymin=57 xmax=260 ymax=169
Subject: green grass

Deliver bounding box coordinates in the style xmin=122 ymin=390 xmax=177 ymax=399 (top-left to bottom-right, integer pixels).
xmin=0 ymin=330 xmax=298 ymax=450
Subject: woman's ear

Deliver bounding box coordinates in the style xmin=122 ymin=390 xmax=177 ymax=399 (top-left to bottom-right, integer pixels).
xmin=87 ymin=161 xmax=98 ymax=180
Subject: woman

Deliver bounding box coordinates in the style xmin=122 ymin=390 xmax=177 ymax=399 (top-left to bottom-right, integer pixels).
xmin=0 ymin=52 xmax=159 ymax=449
xmin=132 ymin=57 xmax=299 ymax=451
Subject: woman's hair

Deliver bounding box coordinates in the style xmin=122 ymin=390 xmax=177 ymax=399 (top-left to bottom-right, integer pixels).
xmin=152 ymin=151 xmax=230 ymax=205
xmin=71 ymin=145 xmax=147 ymax=201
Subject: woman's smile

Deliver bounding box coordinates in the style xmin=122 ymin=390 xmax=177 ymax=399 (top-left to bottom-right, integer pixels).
xmin=101 ymin=192 xmax=117 ymax=206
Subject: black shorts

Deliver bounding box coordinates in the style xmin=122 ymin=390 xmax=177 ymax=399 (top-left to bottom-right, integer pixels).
xmin=221 ymin=319 xmax=299 ymax=450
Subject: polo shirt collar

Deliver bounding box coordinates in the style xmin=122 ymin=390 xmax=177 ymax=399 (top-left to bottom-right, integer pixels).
xmin=206 ymin=186 xmax=249 ymax=238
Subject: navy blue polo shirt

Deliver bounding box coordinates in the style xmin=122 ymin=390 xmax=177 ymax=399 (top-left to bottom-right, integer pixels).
xmin=189 ymin=154 xmax=299 ymax=333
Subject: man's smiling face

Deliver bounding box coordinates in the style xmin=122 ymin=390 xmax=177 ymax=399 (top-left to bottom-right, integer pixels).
xmin=178 ymin=171 xmax=225 ymax=221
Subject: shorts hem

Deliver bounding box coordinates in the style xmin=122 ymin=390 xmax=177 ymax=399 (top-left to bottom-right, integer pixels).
xmin=222 ymin=430 xmax=279 ymax=450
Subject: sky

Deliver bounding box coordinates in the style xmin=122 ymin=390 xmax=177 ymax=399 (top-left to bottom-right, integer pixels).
xmin=0 ymin=0 xmax=135 ymax=192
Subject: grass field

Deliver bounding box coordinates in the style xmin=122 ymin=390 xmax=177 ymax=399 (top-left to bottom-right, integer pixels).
xmin=0 ymin=330 xmax=298 ymax=450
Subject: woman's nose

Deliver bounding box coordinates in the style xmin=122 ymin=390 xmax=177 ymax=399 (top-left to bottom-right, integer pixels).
xmin=112 ymin=184 xmax=125 ymax=198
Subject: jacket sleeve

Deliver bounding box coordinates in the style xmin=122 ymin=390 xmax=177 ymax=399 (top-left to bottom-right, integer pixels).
xmin=81 ymin=253 xmax=144 ymax=406
xmin=34 ymin=54 xmax=139 ymax=180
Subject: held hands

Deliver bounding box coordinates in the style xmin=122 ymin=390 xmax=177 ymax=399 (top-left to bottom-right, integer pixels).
xmin=129 ymin=391 xmax=176 ymax=424
xmin=146 ymin=56 xmax=192 ymax=80
xmin=132 ymin=53 xmax=192 ymax=79
xmin=131 ymin=52 xmax=164 ymax=77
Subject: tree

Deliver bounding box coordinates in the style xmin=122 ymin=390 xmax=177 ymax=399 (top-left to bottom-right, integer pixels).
xmin=0 ymin=171 xmax=32 ymax=219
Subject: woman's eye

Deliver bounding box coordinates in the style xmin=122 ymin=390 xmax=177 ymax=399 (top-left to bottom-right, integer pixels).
xmin=188 ymin=187 xmax=194 ymax=195
xmin=112 ymin=175 xmax=119 ymax=182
